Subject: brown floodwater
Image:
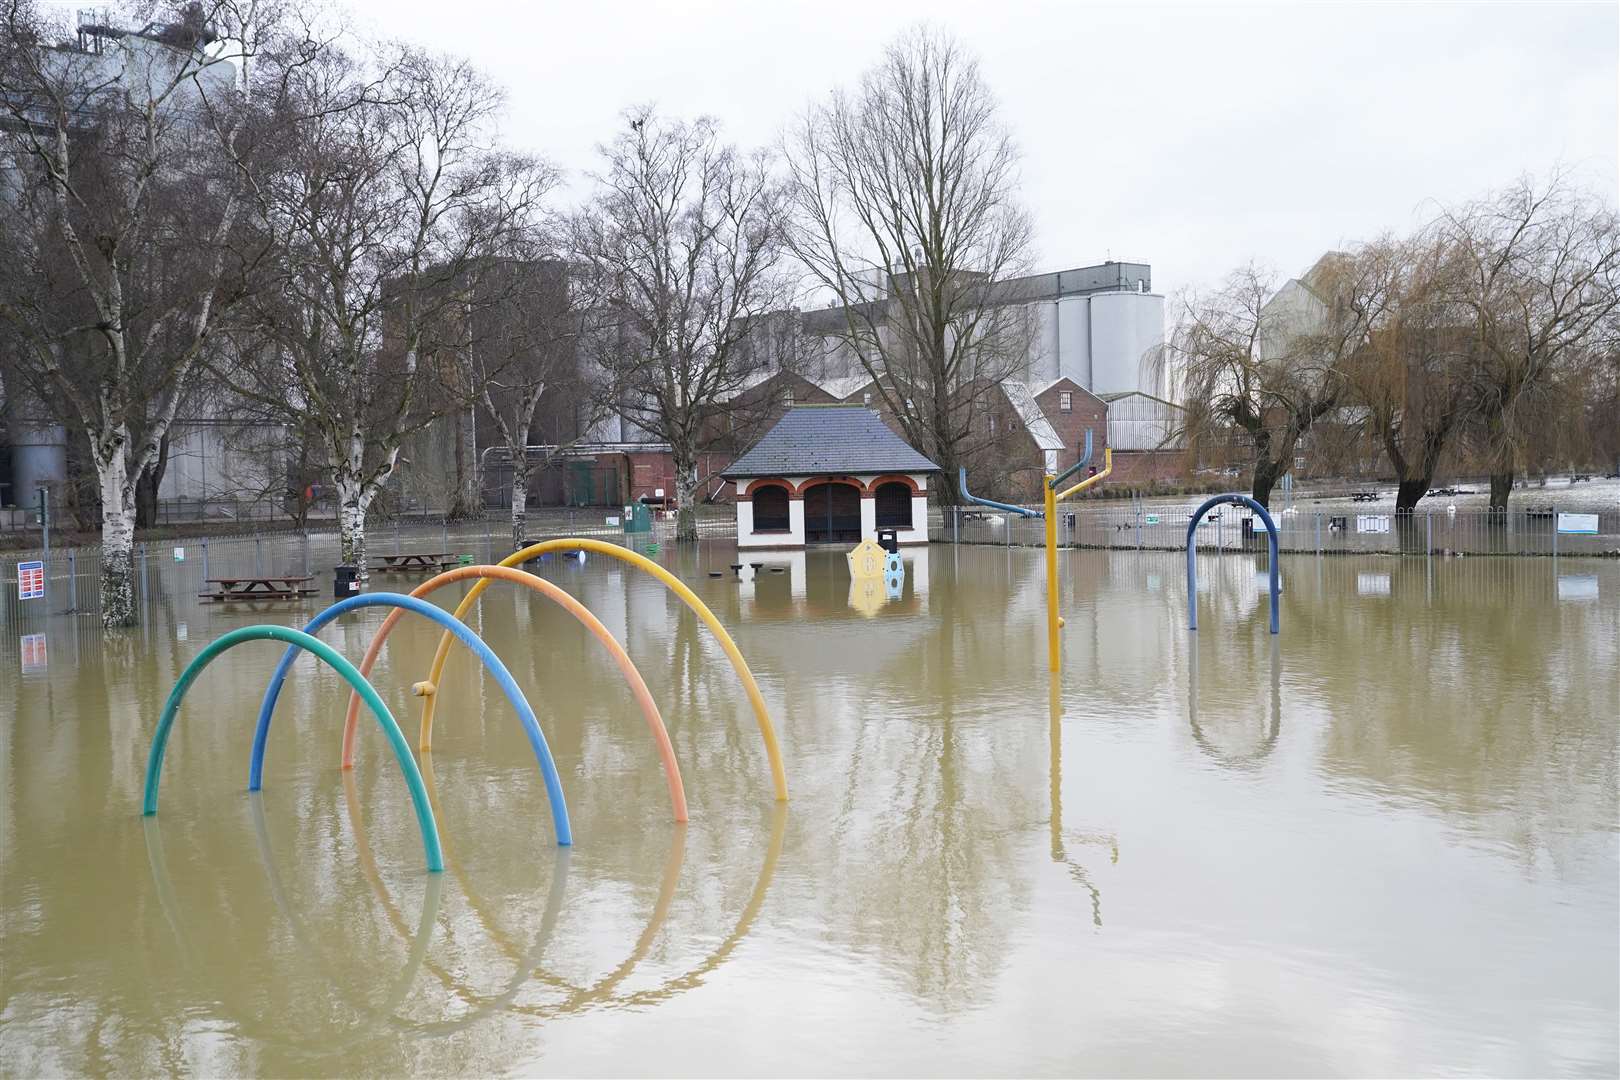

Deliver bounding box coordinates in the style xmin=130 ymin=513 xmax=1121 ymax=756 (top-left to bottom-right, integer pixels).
xmin=2 ymin=543 xmax=1616 ymax=1076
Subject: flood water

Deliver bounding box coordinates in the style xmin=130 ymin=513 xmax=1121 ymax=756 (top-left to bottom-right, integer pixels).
xmin=2 ymin=543 xmax=1617 ymax=1076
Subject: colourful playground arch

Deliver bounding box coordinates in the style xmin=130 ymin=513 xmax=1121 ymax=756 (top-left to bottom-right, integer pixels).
xmin=339 ymin=564 xmax=687 ymax=823
xmin=142 ymin=624 xmax=445 ymax=872
xmin=251 ymin=592 xmax=572 ymax=846
xmin=416 ymin=539 xmax=788 ymax=802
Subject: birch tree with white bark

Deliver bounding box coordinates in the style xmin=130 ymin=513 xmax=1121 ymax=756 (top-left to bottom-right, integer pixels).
xmin=229 ymin=43 xmax=522 ymax=575
xmin=0 ymin=0 xmax=265 ymax=626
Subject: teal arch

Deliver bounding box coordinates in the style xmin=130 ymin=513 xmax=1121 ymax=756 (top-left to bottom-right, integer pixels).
xmin=142 ymin=624 xmax=444 ymax=872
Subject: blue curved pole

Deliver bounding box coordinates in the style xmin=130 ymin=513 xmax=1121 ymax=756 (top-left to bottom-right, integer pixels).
xmin=250 ymin=592 xmax=572 ymax=846
xmin=1185 ymin=494 xmax=1280 ymax=634
xmin=1050 ymin=429 xmax=1095 ymax=490
xmin=142 ymin=624 xmax=445 ymax=872
xmin=959 ymin=468 xmax=1043 ymax=518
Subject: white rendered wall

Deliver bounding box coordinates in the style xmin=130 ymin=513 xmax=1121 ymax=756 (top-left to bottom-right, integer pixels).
xmin=860 ymin=496 xmax=877 ymax=539
xmin=737 ymin=492 xmax=806 ymax=548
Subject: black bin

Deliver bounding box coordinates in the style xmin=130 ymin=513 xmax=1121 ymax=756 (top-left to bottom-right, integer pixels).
xmin=334 ymin=564 xmax=361 ymax=598
xmin=876 ymin=528 xmax=899 ymax=554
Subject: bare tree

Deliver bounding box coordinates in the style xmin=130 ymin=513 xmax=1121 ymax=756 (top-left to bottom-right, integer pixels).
xmin=1443 ymin=174 xmax=1620 ymax=512
xmin=225 ymin=43 xmax=526 ymax=574
xmin=0 ymin=0 xmax=267 ymax=625
xmin=783 ymin=26 xmax=1034 ymax=505
xmin=1172 ymin=256 xmax=1383 ymax=508
xmin=572 ymin=105 xmax=789 ymax=542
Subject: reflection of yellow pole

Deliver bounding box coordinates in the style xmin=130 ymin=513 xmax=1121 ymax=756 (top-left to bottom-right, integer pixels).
xmin=420 ymin=539 xmax=787 ymax=802
xmin=1045 ymin=476 xmax=1059 ymax=672
xmin=1055 ymin=447 xmax=1113 ymax=502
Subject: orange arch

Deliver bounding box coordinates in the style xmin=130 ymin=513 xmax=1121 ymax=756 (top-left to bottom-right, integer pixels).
xmin=867 ymin=473 xmax=923 ymax=495
xmin=341 ymin=564 xmax=687 ymax=822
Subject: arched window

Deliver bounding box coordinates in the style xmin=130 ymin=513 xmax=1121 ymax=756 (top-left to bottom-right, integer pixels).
xmin=752 ymin=484 xmax=790 ymax=531
xmin=874 ymin=481 xmax=912 ymax=528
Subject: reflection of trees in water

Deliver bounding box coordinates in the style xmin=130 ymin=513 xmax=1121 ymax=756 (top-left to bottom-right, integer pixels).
xmin=1310 ymin=558 xmax=1618 ymax=867
xmin=1187 ymin=632 xmax=1282 ymax=770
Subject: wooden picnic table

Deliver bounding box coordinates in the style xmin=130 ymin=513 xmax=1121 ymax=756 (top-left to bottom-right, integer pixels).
xmin=199 ymin=575 xmax=316 ymax=602
xmin=374 ymin=552 xmax=458 ymax=572
xmin=1350 ymin=490 xmax=1379 ymax=503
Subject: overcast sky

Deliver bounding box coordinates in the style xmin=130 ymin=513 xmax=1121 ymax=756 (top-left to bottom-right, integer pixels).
xmin=359 ymin=0 xmax=1617 ymax=299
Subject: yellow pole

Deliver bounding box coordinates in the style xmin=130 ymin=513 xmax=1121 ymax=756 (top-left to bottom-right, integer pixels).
xmin=1045 ymin=475 xmax=1059 ymax=672
xmin=418 ymin=538 xmax=787 ymax=802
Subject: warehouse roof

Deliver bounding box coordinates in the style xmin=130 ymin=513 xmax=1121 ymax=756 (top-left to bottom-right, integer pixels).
xmin=722 ymin=405 xmax=939 ymax=479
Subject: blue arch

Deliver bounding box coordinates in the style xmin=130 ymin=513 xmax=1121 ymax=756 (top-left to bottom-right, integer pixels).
xmin=250 ymin=592 xmax=572 ymax=846
xmin=142 ymin=624 xmax=445 ymax=872
xmin=1185 ymin=494 xmax=1280 ymax=634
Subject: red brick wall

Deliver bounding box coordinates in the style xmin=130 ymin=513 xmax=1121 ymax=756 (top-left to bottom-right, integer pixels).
xmin=1106 ymin=450 xmax=1190 ymax=486
xmin=1036 ymin=379 xmax=1109 ymax=478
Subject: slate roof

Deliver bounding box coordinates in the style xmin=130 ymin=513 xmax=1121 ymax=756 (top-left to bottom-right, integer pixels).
xmin=723 ymin=405 xmax=939 ymax=479
xmin=1001 ymin=380 xmax=1064 ymax=452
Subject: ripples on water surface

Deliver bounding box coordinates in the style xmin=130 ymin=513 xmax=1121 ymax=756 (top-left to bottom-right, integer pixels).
xmin=1 ymin=544 xmax=1616 ymax=1076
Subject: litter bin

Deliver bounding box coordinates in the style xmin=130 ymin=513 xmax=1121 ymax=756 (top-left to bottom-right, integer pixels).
xmin=877 ymin=528 xmax=899 ymax=554
xmin=334 ymin=564 xmax=361 ymax=599
xmin=625 ymin=503 xmax=653 ymax=534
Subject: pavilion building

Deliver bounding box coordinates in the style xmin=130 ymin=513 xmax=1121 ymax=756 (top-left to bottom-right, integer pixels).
xmin=724 ymin=406 xmax=939 ymax=549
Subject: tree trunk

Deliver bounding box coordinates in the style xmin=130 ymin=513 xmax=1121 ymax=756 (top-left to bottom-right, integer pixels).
xmin=447 ymin=404 xmax=480 ymax=521
xmin=1250 ymin=457 xmax=1284 ymax=510
xmin=673 ymin=453 xmax=698 ymax=542
xmin=1488 ymin=470 xmax=1514 ymax=515
xmin=510 ymin=456 xmax=530 ymax=552
xmin=933 ymin=441 xmax=964 ymax=507
xmin=336 ymin=477 xmax=370 ymax=578
xmin=134 ymin=429 xmax=172 ymax=528
xmin=1395 ymin=478 xmax=1430 ymax=514
xmin=94 ymin=438 xmax=138 ymax=628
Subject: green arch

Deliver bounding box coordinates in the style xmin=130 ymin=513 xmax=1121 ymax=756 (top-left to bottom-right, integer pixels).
xmin=142 ymin=624 xmax=443 ymax=872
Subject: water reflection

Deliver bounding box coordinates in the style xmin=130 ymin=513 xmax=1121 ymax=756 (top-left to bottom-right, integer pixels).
xmin=1187 ymin=632 xmax=1283 ymax=769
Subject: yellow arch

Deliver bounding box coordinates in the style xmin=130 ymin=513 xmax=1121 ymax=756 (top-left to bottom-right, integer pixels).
xmin=419 ymin=539 xmax=787 ymax=802
xmin=341 ymin=564 xmax=687 ymax=822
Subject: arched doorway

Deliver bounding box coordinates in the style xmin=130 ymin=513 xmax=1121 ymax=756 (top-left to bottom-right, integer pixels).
xmin=751 ymin=484 xmax=790 ymax=532
xmin=803 ymin=481 xmax=861 ymax=543
xmin=874 ymin=481 xmax=913 ymax=529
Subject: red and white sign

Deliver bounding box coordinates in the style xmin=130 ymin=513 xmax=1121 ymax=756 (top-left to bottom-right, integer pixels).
xmin=17 ymin=561 xmax=45 ymax=600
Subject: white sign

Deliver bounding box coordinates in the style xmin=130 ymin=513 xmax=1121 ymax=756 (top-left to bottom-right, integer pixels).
xmin=654 ymin=488 xmax=665 ymax=498
xmin=1557 ymin=513 xmax=1599 ymax=535
xmin=20 ymin=633 xmax=46 ymax=673
xmin=17 ymin=560 xmax=44 ymax=600
xmin=606 ymin=516 xmax=621 ymax=526
xmin=1145 ymin=514 xmax=1160 ymax=526
xmin=1357 ymin=515 xmax=1391 ymax=534
xmin=172 ymin=546 xmax=185 ymax=562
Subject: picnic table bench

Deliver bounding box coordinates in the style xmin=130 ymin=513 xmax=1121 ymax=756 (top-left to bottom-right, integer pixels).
xmin=199 ymin=575 xmax=316 ymax=602
xmin=374 ymin=552 xmax=458 ymax=572
xmin=1350 ymin=490 xmax=1379 ymax=503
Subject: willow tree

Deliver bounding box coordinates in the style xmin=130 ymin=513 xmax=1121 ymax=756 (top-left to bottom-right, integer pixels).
xmin=1173 ymin=256 xmax=1385 ymax=508
xmin=1444 ymin=175 xmax=1620 ymax=512
xmin=572 ymin=106 xmax=789 ymax=542
xmin=783 ymin=26 xmax=1033 ymax=506
xmin=0 ymin=0 xmax=266 ymax=626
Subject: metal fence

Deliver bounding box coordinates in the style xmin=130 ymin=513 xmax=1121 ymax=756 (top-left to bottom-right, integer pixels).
xmin=0 ymin=507 xmax=736 ymax=627
xmin=930 ymin=505 xmax=1620 ymax=558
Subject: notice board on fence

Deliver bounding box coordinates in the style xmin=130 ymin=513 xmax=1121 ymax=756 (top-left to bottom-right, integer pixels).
xmin=17 ymin=560 xmax=45 ymax=600
xmin=1557 ymin=513 xmax=1598 ymax=535
xmin=1356 ymin=515 xmax=1391 ymax=534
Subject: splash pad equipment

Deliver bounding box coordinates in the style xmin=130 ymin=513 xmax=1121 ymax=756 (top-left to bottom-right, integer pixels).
xmin=141 ymin=624 xmax=446 ymax=872
xmin=413 ymin=538 xmax=787 ymax=802
xmin=252 ymin=591 xmax=572 ymax=845
xmin=337 ymin=564 xmax=686 ymax=823
xmin=144 ymin=544 xmax=783 ymax=873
